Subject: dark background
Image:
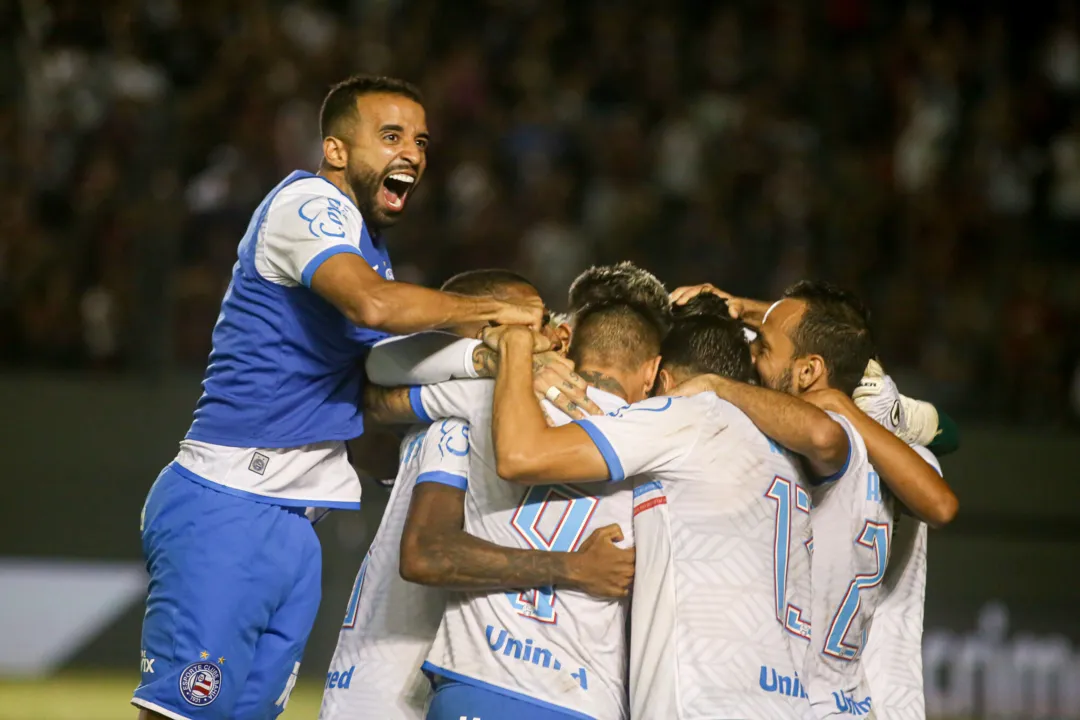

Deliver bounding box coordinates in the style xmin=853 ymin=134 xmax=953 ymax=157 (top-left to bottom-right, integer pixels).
xmin=2 ymin=0 xmax=1080 ymax=716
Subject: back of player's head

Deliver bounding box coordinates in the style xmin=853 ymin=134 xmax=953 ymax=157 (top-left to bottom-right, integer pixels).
xmin=782 ymin=280 xmax=875 ymax=397
xmin=320 ymin=75 xmax=424 ymax=139
xmin=660 ymin=297 xmax=755 ymax=384
xmin=441 ymin=269 xmax=536 ymax=299
xmin=566 ymin=262 xmax=672 ymax=372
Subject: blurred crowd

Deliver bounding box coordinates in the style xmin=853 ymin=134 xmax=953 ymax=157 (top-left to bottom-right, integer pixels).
xmin=3 ymin=0 xmax=1080 ymax=424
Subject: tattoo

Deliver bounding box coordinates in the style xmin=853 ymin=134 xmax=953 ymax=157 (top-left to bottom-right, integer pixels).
xmin=576 ymin=369 xmax=626 ymax=398
xmin=417 ymin=529 xmax=576 ymax=591
xmin=473 ymin=345 xmax=499 ymax=378
xmin=363 ymin=385 xmax=417 ymax=424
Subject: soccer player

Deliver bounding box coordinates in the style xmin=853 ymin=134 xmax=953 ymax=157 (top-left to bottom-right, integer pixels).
xmin=133 ymin=76 xmax=543 ymax=720
xmin=320 ymin=269 xmax=561 ymax=720
xmin=481 ymin=294 xmax=853 ymax=718
xmin=812 ymin=360 xmax=956 ymax=720
xmin=366 ymin=263 xmax=673 ymax=720
xmin=676 ymin=281 xmax=954 ymax=718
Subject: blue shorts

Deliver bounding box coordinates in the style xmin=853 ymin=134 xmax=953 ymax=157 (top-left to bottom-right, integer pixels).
xmin=132 ymin=466 xmax=321 ymax=720
xmin=426 ymin=680 xmax=584 ymax=720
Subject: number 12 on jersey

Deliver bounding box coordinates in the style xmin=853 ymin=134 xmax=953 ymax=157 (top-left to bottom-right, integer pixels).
xmin=765 ymin=476 xmax=811 ymax=640
xmin=507 ymin=485 xmax=599 ymax=625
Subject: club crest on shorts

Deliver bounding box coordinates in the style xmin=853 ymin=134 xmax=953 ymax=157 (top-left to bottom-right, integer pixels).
xmin=179 ymin=661 xmax=221 ymax=706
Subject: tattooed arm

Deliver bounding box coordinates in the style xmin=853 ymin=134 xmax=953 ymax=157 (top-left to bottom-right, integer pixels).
xmin=400 ymin=481 xmax=634 ymax=598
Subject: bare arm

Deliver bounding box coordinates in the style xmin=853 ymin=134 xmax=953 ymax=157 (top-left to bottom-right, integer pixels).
xmin=491 ymin=328 xmax=611 ymax=484
xmin=688 ymin=374 xmax=849 ymax=478
xmin=311 ymin=253 xmax=541 ymax=334
xmin=804 ymin=389 xmax=959 ymax=528
xmin=400 ymin=482 xmax=633 ymax=597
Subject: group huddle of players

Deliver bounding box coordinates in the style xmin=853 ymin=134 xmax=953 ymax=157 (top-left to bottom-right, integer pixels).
xmin=319 ymin=264 xmax=959 ymax=720
xmin=128 ymin=74 xmax=959 ymax=720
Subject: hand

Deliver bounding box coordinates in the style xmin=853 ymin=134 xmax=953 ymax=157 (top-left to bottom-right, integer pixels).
xmin=569 ymin=524 xmax=635 ymax=598
xmin=667 ymin=373 xmax=726 ymax=398
xmin=482 ymin=325 xmax=551 ymax=353
xmin=492 ymin=296 xmax=544 ymax=329
xmin=532 ymin=351 xmax=603 ymax=420
xmin=669 ymin=284 xmax=739 ymax=318
xmin=852 ymin=359 xmax=904 ymax=434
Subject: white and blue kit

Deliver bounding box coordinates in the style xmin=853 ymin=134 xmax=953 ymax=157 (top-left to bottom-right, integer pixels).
xmin=410 ymin=379 xmax=634 ymax=720
xmin=133 ymin=171 xmax=393 ymax=720
xmin=319 ymin=422 xmax=468 ymax=720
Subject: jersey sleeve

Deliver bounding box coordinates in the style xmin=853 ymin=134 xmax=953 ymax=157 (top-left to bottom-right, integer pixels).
xmin=413 ymin=379 xmax=493 ymax=426
xmin=573 ymin=395 xmax=710 ymax=482
xmin=414 ymin=418 xmax=471 ymax=491
xmin=257 ymin=181 xmax=366 ymax=287
xmin=813 ymin=411 xmax=866 ymax=486
xmin=365 ymin=332 xmax=483 ymax=386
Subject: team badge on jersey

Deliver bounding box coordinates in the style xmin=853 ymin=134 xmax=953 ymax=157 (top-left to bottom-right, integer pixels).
xmin=179 ymin=661 xmax=222 ymax=706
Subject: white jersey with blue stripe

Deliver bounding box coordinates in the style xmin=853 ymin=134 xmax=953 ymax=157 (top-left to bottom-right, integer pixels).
xmin=804 ymin=413 xmax=891 ymax=718
xmin=174 ymin=171 xmax=394 ymax=509
xmin=862 ymin=445 xmax=942 ymax=720
xmin=414 ymin=380 xmax=633 ymax=720
xmin=576 ymin=393 xmax=815 ymax=720
xmin=320 ymin=421 xmax=468 ymax=720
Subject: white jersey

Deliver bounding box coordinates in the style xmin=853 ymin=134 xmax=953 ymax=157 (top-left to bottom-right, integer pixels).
xmin=805 ymin=413 xmax=892 ymax=718
xmin=320 ymin=423 xmax=467 ymax=719
xmin=578 ymin=393 xmax=815 ymax=719
xmin=862 ymin=446 xmax=942 ymax=720
xmin=415 ymin=380 xmax=633 ymax=720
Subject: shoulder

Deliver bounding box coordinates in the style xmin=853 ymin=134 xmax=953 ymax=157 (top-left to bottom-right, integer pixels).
xmin=266 ymin=177 xmax=364 ymax=241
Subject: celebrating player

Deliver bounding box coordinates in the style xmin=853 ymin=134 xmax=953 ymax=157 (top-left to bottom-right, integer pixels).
xmin=133 ymin=75 xmax=543 ymax=720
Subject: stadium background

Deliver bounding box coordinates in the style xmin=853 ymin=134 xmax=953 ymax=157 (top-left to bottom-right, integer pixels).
xmin=2 ymin=0 xmax=1080 ymax=717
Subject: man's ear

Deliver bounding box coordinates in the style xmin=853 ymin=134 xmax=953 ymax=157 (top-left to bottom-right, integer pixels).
xmin=323 ymin=136 xmax=348 ymax=170
xmin=640 ymin=355 xmax=663 ymax=398
xmin=656 ymin=367 xmax=676 ymax=396
xmin=798 ymin=354 xmax=827 ymax=392
xmin=555 ymin=323 xmax=572 ymax=357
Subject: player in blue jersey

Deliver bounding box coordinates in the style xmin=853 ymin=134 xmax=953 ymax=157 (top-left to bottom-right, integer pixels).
xmin=133 ymin=76 xmax=543 ymax=720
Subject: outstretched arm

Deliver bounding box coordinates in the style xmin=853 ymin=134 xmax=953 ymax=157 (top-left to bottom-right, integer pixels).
xmin=803 ymin=389 xmax=958 ymax=528
xmin=400 ymin=481 xmax=633 ymax=598
xmin=682 ymin=374 xmax=849 ymax=478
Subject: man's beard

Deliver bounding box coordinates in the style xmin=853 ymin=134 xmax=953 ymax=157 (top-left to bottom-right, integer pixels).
xmin=775 ymin=366 xmax=795 ymax=395
xmin=346 ymin=159 xmax=385 ymax=229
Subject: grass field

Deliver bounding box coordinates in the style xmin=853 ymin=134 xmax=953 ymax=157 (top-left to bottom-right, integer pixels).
xmin=0 ymin=674 xmax=323 ymax=720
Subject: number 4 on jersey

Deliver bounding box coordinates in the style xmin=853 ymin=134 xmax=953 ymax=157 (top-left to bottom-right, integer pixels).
xmin=765 ymin=476 xmax=811 ymax=640
xmin=507 ymin=485 xmax=598 ymax=624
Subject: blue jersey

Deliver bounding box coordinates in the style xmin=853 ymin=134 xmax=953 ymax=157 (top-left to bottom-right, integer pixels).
xmin=174 ymin=170 xmax=393 ymax=509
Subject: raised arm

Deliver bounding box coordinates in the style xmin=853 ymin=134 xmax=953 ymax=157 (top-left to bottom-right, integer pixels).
xmin=400 ymin=482 xmax=633 ymax=597
xmin=689 ymin=374 xmax=849 ymax=478
xmin=312 ymin=254 xmax=540 ymax=334
xmin=491 ymin=327 xmax=611 ymax=484
xmin=805 ymin=389 xmax=958 ymax=528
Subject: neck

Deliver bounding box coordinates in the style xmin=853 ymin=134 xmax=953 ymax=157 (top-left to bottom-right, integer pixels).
xmin=317 ymin=166 xmax=361 ymax=211
xmin=575 ymin=364 xmax=631 ymax=402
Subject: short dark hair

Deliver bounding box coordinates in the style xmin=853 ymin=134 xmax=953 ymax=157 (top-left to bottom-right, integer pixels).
xmin=660 ymin=297 xmax=755 ymax=384
xmin=782 ymin=280 xmax=875 ymax=396
xmin=566 ymin=262 xmax=672 ymax=371
xmin=440 ymin=269 xmax=536 ymax=297
xmin=320 ymin=75 xmax=424 ymax=139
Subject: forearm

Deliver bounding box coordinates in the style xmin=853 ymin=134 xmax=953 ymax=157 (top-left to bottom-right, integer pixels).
xmin=709 ymin=376 xmax=847 ymax=476
xmin=830 ymin=395 xmax=958 ymax=527
xmin=738 ymin=298 xmax=773 ymax=329
xmin=492 ymin=334 xmax=551 ymax=479
xmin=366 ymin=332 xmax=485 ymax=386
xmin=363 ymin=385 xmax=420 ymax=424
xmin=355 ymin=283 xmax=503 ymax=335
xmin=404 ymin=528 xmax=579 ymax=591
